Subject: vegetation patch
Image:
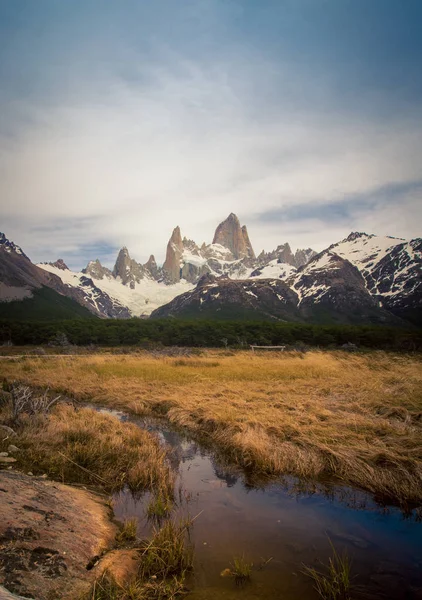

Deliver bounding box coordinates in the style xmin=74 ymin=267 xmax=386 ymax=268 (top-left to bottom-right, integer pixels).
xmin=115 ymin=520 xmax=138 ymax=548
xmin=2 ymin=350 xmax=422 ymax=504
xmin=84 ymin=519 xmax=193 ymax=600
xmin=0 ymin=391 xmax=174 ymax=496
xmin=303 ymin=541 xmax=352 ymax=600
xmin=230 ymin=554 xmax=253 ymax=586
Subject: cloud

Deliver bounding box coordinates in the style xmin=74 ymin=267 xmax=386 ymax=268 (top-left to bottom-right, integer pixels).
xmin=1 ymin=31 xmax=421 ymax=269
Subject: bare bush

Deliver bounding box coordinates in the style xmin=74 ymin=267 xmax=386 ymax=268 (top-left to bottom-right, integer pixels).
xmin=10 ymin=385 xmax=61 ymax=421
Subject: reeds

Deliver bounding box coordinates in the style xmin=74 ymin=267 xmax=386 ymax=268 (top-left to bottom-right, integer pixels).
xmin=230 ymin=554 xmax=253 ymax=586
xmin=303 ymin=541 xmax=352 ymax=600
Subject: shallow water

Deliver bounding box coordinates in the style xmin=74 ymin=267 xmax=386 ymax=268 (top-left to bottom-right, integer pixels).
xmin=102 ymin=408 xmax=422 ymax=600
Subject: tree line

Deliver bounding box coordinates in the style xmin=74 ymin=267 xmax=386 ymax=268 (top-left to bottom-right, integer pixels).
xmin=0 ymin=318 xmax=421 ymax=351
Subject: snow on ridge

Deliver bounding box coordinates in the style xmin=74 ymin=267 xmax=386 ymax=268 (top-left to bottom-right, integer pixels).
xmin=331 ymin=234 xmax=405 ymax=272
xmin=37 ymin=263 xmax=194 ymax=316
xmin=181 ymin=250 xmax=207 ymax=267
xmin=249 ymin=259 xmax=296 ymax=280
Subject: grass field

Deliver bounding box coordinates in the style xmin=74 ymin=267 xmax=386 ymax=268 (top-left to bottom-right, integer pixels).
xmin=2 ymin=349 xmax=422 ymax=505
xmin=0 ymin=399 xmax=174 ymax=496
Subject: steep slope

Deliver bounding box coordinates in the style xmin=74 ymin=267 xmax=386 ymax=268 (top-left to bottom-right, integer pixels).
xmin=33 ymin=214 xmax=314 ymax=317
xmin=289 ymin=251 xmax=401 ymax=325
xmin=0 ymin=286 xmax=95 ymax=321
xmin=4 ymin=221 xmax=418 ymax=325
xmin=0 ymin=234 xmax=96 ymax=320
xmin=40 ymin=261 xmax=193 ymax=318
xmin=329 ymin=233 xmax=421 ymax=325
xmin=150 ymin=274 xmax=301 ymax=321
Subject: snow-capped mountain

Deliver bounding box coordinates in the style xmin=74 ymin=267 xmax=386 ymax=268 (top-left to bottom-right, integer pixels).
xmin=0 ymin=234 xmax=130 ymax=318
xmin=151 ymin=230 xmax=421 ymax=325
xmin=35 ymin=213 xmax=317 ymax=318
xmin=328 ymin=233 xmax=421 ymax=323
xmin=39 ymin=261 xmax=194 ymax=318
xmin=1 ymin=217 xmax=420 ymax=325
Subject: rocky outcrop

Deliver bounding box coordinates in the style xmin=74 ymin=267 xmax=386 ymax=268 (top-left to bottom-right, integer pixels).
xmin=113 ymin=247 xmax=148 ymax=287
xmin=289 ymin=252 xmax=403 ymax=325
xmin=83 ymin=259 xmax=113 ymax=280
xmin=0 ymin=233 xmax=28 ymax=261
xmin=144 ymin=255 xmax=160 ymax=280
xmin=162 ymin=227 xmax=184 ymax=283
xmin=0 ymin=471 xmax=117 ymax=600
xmin=257 ymin=244 xmax=316 ymax=268
xmin=49 ymin=259 xmax=69 ymax=271
xmin=294 ymin=248 xmax=317 ymax=267
xmin=212 ymin=213 xmax=255 ymax=260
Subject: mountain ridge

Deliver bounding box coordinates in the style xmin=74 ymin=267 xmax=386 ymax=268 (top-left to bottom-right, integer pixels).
xmin=0 ymin=214 xmax=420 ymax=325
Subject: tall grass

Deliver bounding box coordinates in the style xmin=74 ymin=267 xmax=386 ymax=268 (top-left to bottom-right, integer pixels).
xmin=2 ymin=350 xmax=422 ymax=502
xmin=0 ymin=401 xmax=174 ymax=495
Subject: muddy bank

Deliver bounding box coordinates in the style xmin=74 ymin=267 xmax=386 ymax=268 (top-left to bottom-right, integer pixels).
xmin=0 ymin=471 xmax=117 ymax=600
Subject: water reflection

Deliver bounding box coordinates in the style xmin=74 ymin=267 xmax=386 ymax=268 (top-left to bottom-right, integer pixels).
xmin=101 ymin=409 xmax=422 ymax=599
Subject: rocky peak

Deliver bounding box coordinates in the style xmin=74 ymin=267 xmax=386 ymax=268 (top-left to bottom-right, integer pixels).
xmin=182 ymin=237 xmax=200 ymax=254
xmin=345 ymin=232 xmax=369 ymax=242
xmin=0 ymin=233 xmax=28 ymax=259
xmin=212 ymin=214 xmax=255 ymax=260
xmin=294 ymin=248 xmax=317 ymax=268
xmin=163 ymin=227 xmax=184 ymax=283
xmin=83 ymin=259 xmax=112 ymax=280
xmin=112 ymin=247 xmax=146 ymax=286
xmin=144 ymin=254 xmax=160 ymax=279
xmin=50 ymin=259 xmax=69 ymax=271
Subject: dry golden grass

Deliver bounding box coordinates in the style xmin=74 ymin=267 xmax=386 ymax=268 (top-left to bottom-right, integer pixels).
xmin=0 ymin=401 xmax=174 ymax=495
xmin=2 ymin=350 xmax=422 ymax=503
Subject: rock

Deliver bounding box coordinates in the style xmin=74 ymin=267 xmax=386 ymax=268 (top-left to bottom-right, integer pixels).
xmin=83 ymin=259 xmax=113 ymax=281
xmin=27 ymin=472 xmax=33 ymax=475
xmin=7 ymin=446 xmax=19 ymax=454
xmin=0 ymin=457 xmax=16 ymax=463
xmin=112 ymin=247 xmax=148 ymax=286
xmin=0 ymin=470 xmax=118 ymax=600
xmin=144 ymin=255 xmax=160 ymax=280
xmin=49 ymin=259 xmax=69 ymax=271
xmin=0 ymin=584 xmax=32 ymax=599
xmin=163 ymin=226 xmax=184 ymax=283
xmin=212 ymin=213 xmax=255 ymax=259
xmin=0 ymin=452 xmax=8 ymax=457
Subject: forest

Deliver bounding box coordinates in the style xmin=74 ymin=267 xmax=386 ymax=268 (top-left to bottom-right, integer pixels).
xmin=0 ymin=318 xmax=421 ymax=350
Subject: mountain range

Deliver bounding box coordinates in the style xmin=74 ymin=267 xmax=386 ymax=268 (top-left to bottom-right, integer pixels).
xmin=0 ymin=214 xmax=420 ymax=325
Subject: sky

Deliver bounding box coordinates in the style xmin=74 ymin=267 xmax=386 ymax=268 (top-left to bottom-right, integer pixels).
xmin=0 ymin=0 xmax=421 ymax=270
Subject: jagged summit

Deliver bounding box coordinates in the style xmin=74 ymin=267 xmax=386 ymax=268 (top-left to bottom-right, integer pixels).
xmin=1 ymin=221 xmax=420 ymax=325
xmin=50 ymin=259 xmax=69 ymax=271
xmin=0 ymin=232 xmax=28 ymax=259
xmin=163 ymin=227 xmax=184 ymax=283
xmin=83 ymin=259 xmax=112 ymax=280
xmin=212 ymin=213 xmax=255 ymax=260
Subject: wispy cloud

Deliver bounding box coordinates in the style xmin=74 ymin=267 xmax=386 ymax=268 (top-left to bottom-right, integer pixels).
xmin=0 ymin=1 xmax=421 ymax=267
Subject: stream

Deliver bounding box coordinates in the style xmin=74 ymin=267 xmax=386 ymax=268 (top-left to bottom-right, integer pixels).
xmin=99 ymin=408 xmax=422 ymax=600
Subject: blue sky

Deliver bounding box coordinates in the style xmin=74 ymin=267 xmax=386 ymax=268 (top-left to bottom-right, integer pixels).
xmin=0 ymin=0 xmax=421 ymax=269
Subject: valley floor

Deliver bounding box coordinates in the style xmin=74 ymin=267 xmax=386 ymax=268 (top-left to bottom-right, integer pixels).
xmin=1 ymin=349 xmax=421 ymax=506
